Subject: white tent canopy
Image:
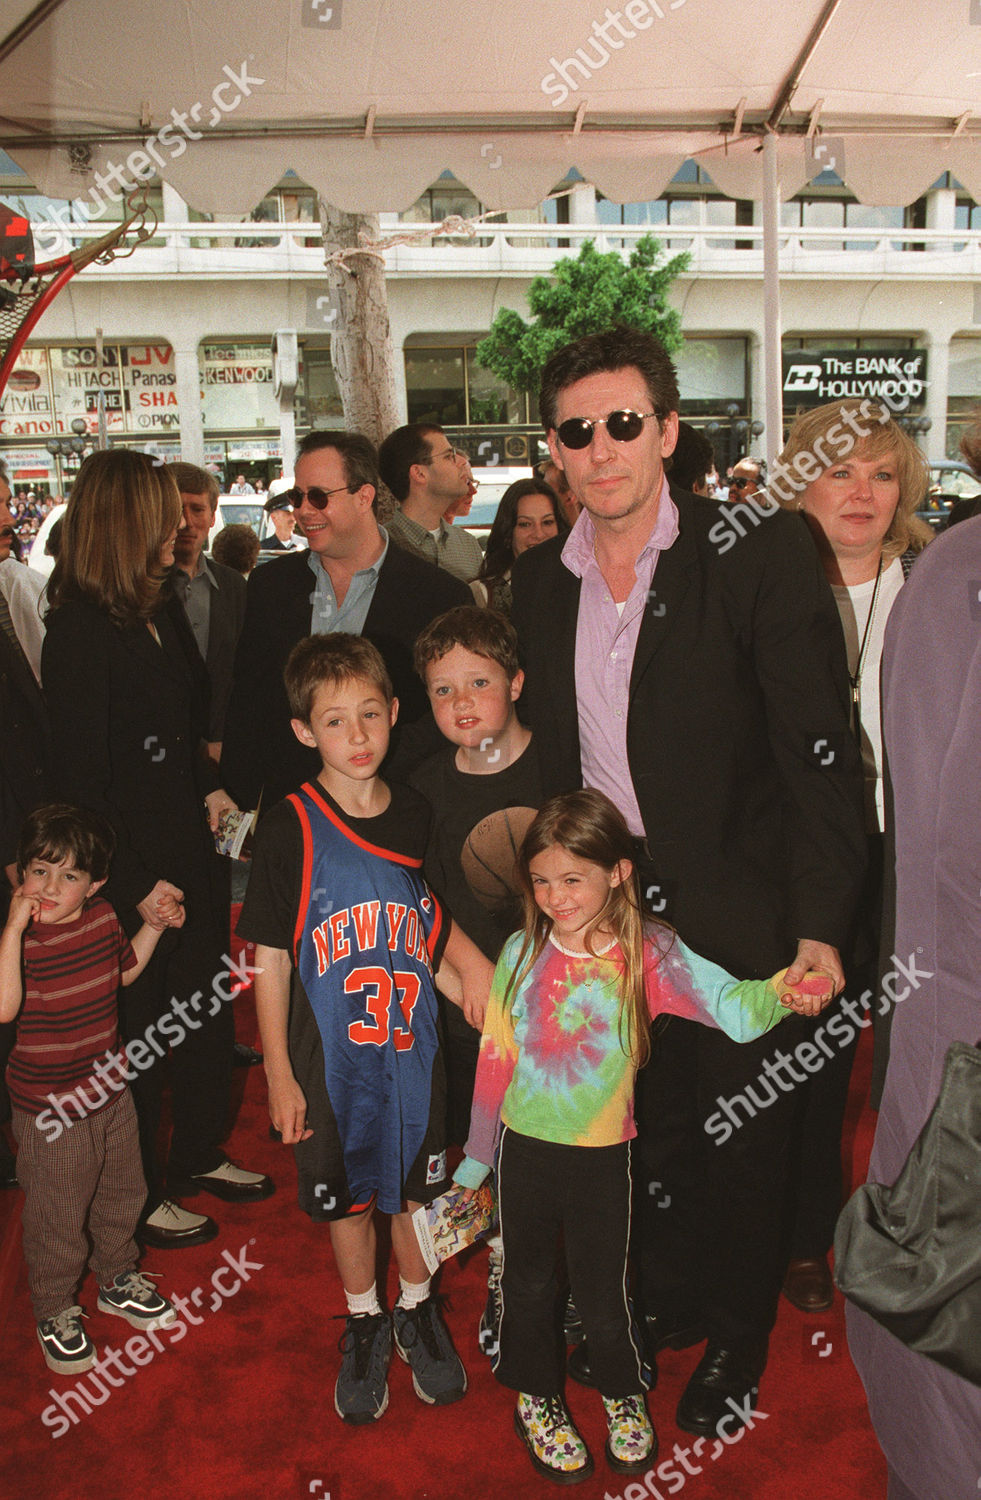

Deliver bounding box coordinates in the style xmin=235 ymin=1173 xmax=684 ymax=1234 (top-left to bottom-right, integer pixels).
xmin=0 ymin=0 xmax=979 ymax=444
xmin=1 ymin=0 xmax=978 ymax=213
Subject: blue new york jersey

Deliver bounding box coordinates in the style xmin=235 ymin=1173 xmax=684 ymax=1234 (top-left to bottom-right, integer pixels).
xmin=288 ymin=782 xmax=445 ymax=1214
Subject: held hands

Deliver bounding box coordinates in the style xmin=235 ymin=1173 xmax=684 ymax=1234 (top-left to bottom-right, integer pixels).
xmin=137 ymin=879 xmax=186 ymax=931
xmin=783 ymin=938 xmax=844 ymax=998
xmin=204 ymin=788 xmax=239 ymax=834
xmin=772 ymin=966 xmax=835 ymax=1017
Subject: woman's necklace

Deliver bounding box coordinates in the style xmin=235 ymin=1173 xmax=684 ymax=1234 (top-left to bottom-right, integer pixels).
xmin=848 ymin=555 xmax=884 ymax=736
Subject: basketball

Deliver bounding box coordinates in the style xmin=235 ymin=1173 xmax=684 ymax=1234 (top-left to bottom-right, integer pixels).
xmin=460 ymin=806 xmax=538 ymax=911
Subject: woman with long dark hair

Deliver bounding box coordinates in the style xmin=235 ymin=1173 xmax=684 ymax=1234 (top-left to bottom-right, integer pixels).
xmin=42 ymin=450 xmax=271 ymax=1248
xmin=472 ymin=478 xmax=570 ymax=614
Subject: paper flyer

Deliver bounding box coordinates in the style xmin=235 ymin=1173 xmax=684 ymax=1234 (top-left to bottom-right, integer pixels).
xmin=412 ymin=1182 xmax=497 ymax=1275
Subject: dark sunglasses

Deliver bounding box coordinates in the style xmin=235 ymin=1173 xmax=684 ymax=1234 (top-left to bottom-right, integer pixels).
xmin=556 ymin=409 xmax=657 ymax=450
xmin=728 ymin=476 xmax=756 ymax=490
xmin=282 ymin=485 xmax=352 ymax=511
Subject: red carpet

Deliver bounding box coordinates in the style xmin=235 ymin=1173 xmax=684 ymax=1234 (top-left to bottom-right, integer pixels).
xmin=0 ymin=956 xmax=886 ymax=1500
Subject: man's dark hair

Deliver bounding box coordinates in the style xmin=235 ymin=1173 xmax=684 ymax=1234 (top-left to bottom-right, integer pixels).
xmin=378 ymin=423 xmax=442 ymax=503
xmin=667 ymin=422 xmax=715 ymax=493
xmin=17 ymin=803 xmax=115 ymax=882
xmin=211 ymin=523 xmax=260 ymax=575
xmin=538 ymin=325 xmax=681 ymax=433
xmin=295 ymin=431 xmax=380 ymax=510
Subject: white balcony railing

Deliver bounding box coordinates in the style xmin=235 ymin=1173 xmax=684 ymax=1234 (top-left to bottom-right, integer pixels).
xmin=29 ymin=218 xmax=981 ymax=282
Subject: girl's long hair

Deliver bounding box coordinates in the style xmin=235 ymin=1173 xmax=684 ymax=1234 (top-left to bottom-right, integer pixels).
xmin=505 ymin=789 xmax=654 ymax=1068
xmin=47 ymin=449 xmax=182 ymax=627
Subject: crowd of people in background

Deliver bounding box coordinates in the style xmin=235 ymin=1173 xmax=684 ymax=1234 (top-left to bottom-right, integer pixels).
xmin=1 ymin=330 xmax=979 ymax=1499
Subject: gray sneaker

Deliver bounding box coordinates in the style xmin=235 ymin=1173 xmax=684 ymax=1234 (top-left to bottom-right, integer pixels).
xmin=98 ymin=1271 xmax=176 ymax=1331
xmin=393 ymin=1295 xmax=467 ymax=1406
xmin=334 ymin=1311 xmax=392 ymax=1425
xmin=37 ymin=1306 xmax=95 ymax=1375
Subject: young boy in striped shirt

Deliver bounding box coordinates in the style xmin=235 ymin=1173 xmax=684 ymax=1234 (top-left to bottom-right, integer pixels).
xmin=0 ymin=804 xmax=177 ymax=1374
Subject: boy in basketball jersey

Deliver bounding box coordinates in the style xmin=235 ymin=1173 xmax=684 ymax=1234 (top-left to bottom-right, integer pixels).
xmin=409 ymin=607 xmax=543 ymax=1357
xmin=238 ymin=634 xmax=492 ymax=1427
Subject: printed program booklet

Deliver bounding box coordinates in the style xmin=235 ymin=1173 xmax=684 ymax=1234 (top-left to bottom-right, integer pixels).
xmin=213 ymin=807 xmax=258 ymax=862
xmin=412 ymin=1183 xmax=497 ymax=1274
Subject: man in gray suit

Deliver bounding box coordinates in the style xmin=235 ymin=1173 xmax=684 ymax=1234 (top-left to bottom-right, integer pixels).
xmin=168 ymin=462 xmax=247 ymax=764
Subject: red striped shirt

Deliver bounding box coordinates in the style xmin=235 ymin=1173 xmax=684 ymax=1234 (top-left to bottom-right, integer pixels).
xmin=7 ymin=895 xmax=137 ymax=1116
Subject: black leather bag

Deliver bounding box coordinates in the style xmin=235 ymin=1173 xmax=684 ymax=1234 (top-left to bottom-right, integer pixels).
xmin=834 ymin=1039 xmax=981 ymax=1387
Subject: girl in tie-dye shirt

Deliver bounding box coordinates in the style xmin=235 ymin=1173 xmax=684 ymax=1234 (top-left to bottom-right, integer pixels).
xmin=453 ymin=789 xmax=828 ymax=1485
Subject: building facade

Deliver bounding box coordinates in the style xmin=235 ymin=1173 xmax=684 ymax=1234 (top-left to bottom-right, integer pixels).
xmin=1 ymin=159 xmax=978 ymax=496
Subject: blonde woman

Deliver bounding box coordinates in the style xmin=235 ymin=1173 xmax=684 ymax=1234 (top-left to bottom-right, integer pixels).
xmin=42 ymin=450 xmax=271 ymax=1250
xmin=772 ymin=401 xmax=930 ymax=1313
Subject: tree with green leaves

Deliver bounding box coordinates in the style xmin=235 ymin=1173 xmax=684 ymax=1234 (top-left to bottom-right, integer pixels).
xmin=476 ymin=235 xmax=691 ymax=399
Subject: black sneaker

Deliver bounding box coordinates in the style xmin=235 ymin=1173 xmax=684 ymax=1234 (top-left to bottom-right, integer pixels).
xmin=393 ymin=1295 xmax=467 ymax=1405
xmin=478 ymin=1248 xmax=503 ymax=1358
xmin=37 ymin=1306 xmax=95 ymax=1375
xmin=98 ymin=1271 xmax=177 ymax=1331
xmin=334 ymin=1311 xmax=392 ymax=1425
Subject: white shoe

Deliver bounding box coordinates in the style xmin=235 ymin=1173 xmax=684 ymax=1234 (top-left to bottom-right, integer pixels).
xmin=184 ymin=1159 xmax=274 ymax=1202
xmin=139 ymin=1198 xmax=219 ymax=1248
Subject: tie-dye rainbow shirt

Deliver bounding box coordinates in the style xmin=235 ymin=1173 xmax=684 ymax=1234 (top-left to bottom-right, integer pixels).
xmin=458 ymin=927 xmax=788 ymax=1186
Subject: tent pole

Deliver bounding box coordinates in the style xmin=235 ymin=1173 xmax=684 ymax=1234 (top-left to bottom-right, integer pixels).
xmin=762 ymin=131 xmax=783 ymax=469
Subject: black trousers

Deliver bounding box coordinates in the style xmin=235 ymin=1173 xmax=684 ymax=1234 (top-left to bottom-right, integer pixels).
xmin=633 ymin=1008 xmax=813 ymax=1346
xmin=494 ymin=1129 xmax=645 ymax=1398
xmin=119 ymin=915 xmax=233 ymax=1206
xmin=786 ymin=833 xmax=884 ymax=1259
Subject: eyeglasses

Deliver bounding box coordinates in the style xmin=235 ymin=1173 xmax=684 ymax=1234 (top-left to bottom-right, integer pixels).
xmin=728 ymin=476 xmax=757 ymax=491
xmin=282 ymin=485 xmax=352 ymax=511
xmin=556 ymin=409 xmax=657 ymax=450
xmin=423 ymin=446 xmax=461 ymax=464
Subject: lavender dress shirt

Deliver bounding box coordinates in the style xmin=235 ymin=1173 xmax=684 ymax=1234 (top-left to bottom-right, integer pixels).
xmin=562 ymin=480 xmax=679 ymax=836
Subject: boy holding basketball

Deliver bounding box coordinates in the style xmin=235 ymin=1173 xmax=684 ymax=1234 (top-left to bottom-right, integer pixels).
xmin=238 ymin=633 xmax=492 ymax=1427
xmin=410 ymin=607 xmax=543 ymax=1355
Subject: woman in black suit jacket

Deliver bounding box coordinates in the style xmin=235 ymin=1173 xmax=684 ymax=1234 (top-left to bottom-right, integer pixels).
xmin=42 ymin=451 xmax=270 ymax=1248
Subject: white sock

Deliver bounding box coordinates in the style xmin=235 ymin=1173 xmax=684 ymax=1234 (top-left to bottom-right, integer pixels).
xmin=397 ymin=1275 xmax=431 ymax=1310
xmin=346 ymin=1284 xmax=382 ymax=1317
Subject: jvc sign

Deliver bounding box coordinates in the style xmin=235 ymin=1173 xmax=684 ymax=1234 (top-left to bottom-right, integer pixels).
xmin=782 ymin=350 xmax=927 ymax=410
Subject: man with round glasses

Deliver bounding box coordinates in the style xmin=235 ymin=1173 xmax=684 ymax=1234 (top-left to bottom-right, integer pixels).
xmin=378 ymin=423 xmax=484 ymax=584
xmin=510 ymin=326 xmax=866 ymax=1438
xmin=221 ymin=431 xmax=468 ymax=810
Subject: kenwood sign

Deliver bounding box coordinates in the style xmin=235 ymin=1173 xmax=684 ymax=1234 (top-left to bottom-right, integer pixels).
xmin=782 ymin=350 xmax=927 ymax=409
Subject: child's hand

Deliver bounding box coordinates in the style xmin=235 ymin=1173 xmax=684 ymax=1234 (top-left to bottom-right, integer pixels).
xmin=5 ymin=885 xmax=40 ymax=933
xmin=462 ymin=980 xmax=488 ymax=1031
xmin=772 ymin=967 xmax=833 ymax=1017
xmin=267 ymin=1070 xmax=312 ymax=1144
xmin=451 ymin=1182 xmax=476 ymax=1207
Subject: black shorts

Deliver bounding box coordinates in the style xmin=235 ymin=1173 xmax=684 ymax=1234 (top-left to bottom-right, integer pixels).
xmin=288 ymin=973 xmax=449 ymax=1223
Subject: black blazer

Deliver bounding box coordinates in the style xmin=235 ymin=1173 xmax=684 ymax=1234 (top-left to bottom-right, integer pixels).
xmin=510 ymin=487 xmax=868 ymax=979
xmin=0 ymin=629 xmax=50 ymax=870
xmin=221 ymin=538 xmax=469 ymax=809
xmin=200 ymin=558 xmax=246 ymax=743
xmin=41 ymin=594 xmax=221 ymax=922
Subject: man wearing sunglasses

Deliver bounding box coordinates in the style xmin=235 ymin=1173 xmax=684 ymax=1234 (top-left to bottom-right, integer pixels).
xmin=510 ymin=327 xmax=865 ymax=1438
xmin=726 ymin=458 xmax=763 ymax=500
xmin=378 ymin=424 xmax=484 ymax=584
xmin=221 ymin=431 xmax=469 ymax=810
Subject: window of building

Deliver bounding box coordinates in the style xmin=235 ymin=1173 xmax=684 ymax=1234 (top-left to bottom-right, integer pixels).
xmin=404 ymin=339 xmax=528 ymax=427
